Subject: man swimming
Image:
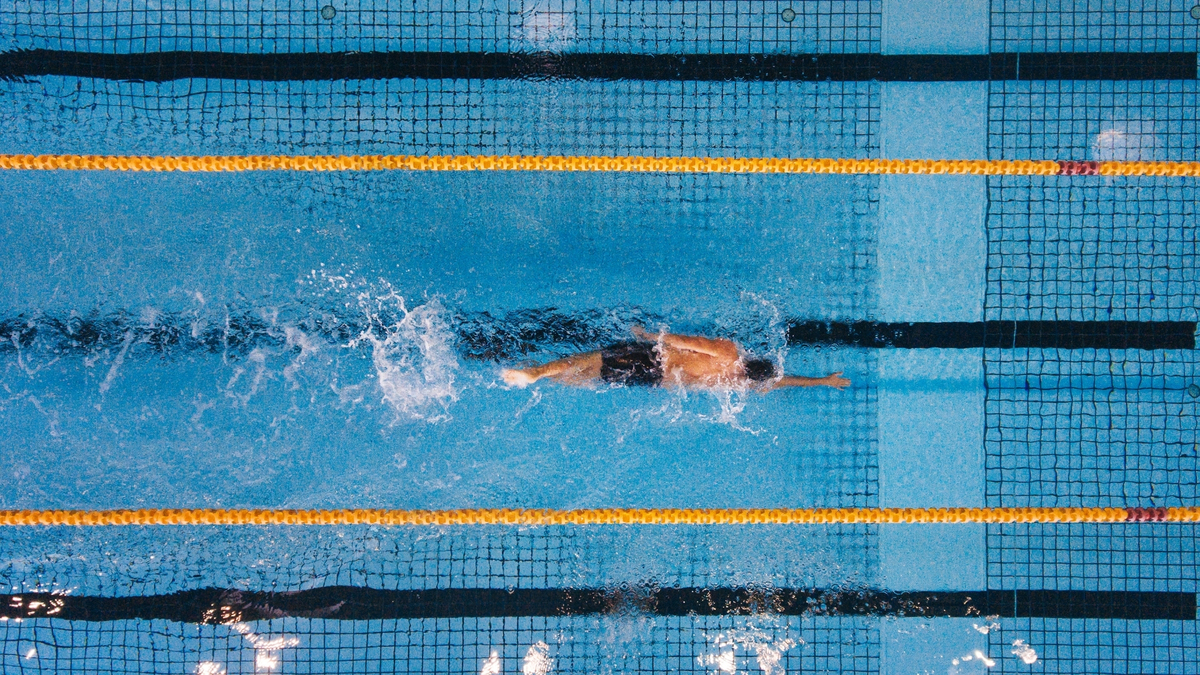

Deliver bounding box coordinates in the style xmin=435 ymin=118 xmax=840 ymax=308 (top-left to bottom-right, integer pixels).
xmin=501 ymin=326 xmax=850 ymax=391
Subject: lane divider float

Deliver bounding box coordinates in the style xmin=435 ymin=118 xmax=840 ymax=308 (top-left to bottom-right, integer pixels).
xmin=0 ymin=154 xmax=1198 ymax=176
xmin=0 ymin=506 xmax=1187 ymax=526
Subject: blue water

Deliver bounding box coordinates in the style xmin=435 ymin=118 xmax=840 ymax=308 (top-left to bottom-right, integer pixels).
xmin=0 ymin=169 xmax=875 ymax=511
xmin=1 ymin=1 xmax=1199 ymax=673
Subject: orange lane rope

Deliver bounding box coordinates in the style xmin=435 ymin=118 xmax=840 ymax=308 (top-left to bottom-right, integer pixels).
xmin=0 ymin=507 xmax=1189 ymax=526
xmin=0 ymin=154 xmax=1198 ymax=176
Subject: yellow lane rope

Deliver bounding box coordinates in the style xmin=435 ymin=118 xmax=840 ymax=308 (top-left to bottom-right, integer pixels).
xmin=1 ymin=154 xmax=1199 ymax=176
xmin=0 ymin=507 xmax=1187 ymax=526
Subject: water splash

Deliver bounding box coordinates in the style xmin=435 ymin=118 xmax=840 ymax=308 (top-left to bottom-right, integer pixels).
xmin=951 ymin=649 xmax=995 ymax=669
xmin=972 ymin=617 xmax=1000 ymax=634
xmin=480 ymin=651 xmax=501 ymax=675
xmin=349 ymin=287 xmax=460 ymax=423
xmin=1011 ymin=639 xmax=1038 ymax=665
xmin=230 ymin=622 xmax=300 ymax=673
xmin=701 ymin=623 xmax=798 ymax=675
xmin=522 ymin=641 xmax=553 ymax=675
xmin=516 ymin=1 xmax=576 ymax=50
xmin=1093 ymin=119 xmax=1159 ymax=161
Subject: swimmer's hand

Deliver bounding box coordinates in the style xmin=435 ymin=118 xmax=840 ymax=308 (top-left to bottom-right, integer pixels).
xmin=823 ymin=372 xmax=850 ymax=390
xmin=501 ymin=369 xmax=535 ymax=387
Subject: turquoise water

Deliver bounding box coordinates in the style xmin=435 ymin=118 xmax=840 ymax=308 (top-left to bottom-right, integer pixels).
xmin=0 ymin=169 xmax=874 ymax=511
xmin=1 ymin=1 xmax=1199 ymax=673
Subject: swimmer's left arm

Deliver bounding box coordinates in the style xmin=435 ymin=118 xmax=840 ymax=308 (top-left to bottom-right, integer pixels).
xmin=631 ymin=326 xmax=737 ymax=359
xmin=769 ymin=372 xmax=850 ymax=391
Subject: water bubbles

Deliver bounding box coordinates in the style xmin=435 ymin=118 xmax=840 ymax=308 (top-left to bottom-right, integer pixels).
xmin=320 ymin=5 xmax=336 ymax=20
xmin=1092 ymin=120 xmax=1159 ymax=161
xmin=522 ymin=642 xmax=552 ymax=675
xmin=1011 ymin=640 xmax=1038 ymax=665
xmin=516 ymin=2 xmax=577 ymax=50
xmin=780 ymin=8 xmax=796 ymax=22
xmin=1191 ymin=5 xmax=1200 ymax=20
xmin=1188 ymin=384 xmax=1200 ymax=398
xmin=480 ymin=652 xmax=501 ymax=675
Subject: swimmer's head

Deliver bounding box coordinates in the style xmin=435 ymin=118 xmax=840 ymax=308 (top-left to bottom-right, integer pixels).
xmin=743 ymin=358 xmax=778 ymax=382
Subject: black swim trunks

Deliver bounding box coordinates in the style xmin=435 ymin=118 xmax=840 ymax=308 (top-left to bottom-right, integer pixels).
xmin=600 ymin=341 xmax=664 ymax=386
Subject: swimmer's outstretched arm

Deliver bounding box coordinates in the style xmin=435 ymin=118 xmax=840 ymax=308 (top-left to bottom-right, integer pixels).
xmin=769 ymin=372 xmax=850 ymax=391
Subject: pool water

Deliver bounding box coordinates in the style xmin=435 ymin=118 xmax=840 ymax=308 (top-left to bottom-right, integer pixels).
xmin=1 ymin=1 xmax=1198 ymax=673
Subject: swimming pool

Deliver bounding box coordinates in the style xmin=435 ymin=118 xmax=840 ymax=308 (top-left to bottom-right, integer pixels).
xmin=0 ymin=1 xmax=1197 ymax=673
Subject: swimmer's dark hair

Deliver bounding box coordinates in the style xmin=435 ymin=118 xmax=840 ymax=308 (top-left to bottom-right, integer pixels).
xmin=743 ymin=358 xmax=778 ymax=382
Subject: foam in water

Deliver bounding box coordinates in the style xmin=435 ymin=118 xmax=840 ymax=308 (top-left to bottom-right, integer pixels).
xmin=701 ymin=623 xmax=798 ymax=675
xmin=1093 ymin=119 xmax=1159 ymax=161
xmin=341 ymin=280 xmax=460 ymax=423
xmin=480 ymin=651 xmax=502 ymax=675
xmin=522 ymin=641 xmax=553 ymax=675
xmin=231 ymin=622 xmax=299 ymax=672
xmin=1011 ymin=639 xmax=1038 ymax=665
xmin=517 ymin=0 xmax=577 ymax=50
xmin=951 ymin=648 xmax=995 ymax=669
xmin=972 ymin=617 xmax=1000 ymax=634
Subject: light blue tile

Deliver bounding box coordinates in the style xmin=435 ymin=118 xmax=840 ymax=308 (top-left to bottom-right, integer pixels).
xmin=881 ymin=82 xmax=988 ymax=160
xmin=878 ymin=176 xmax=986 ymax=323
xmin=882 ymin=0 xmax=989 ymax=55
xmin=878 ymin=349 xmax=985 ymax=596
xmin=881 ymin=618 xmax=993 ymax=675
xmin=880 ymin=523 xmax=986 ymax=591
xmin=878 ymin=349 xmax=985 ymax=508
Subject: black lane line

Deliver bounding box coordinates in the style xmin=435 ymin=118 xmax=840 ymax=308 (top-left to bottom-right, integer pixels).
xmin=787 ymin=321 xmax=1197 ymax=350
xmin=3 ymin=588 xmax=1193 ymax=623
xmin=0 ymin=50 xmax=1194 ymax=83
xmin=3 ymin=313 xmax=1194 ymax=361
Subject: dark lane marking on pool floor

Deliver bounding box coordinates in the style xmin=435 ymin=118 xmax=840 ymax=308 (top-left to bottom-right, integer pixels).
xmin=3 ymin=588 xmax=1193 ymax=623
xmin=788 ymin=320 xmax=1197 ymax=350
xmin=2 ymin=312 xmax=1194 ymax=360
xmin=0 ymin=50 xmax=1194 ymax=83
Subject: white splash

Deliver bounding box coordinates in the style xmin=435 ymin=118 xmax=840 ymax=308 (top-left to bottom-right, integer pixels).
xmin=98 ymin=330 xmax=134 ymax=394
xmin=231 ymin=622 xmax=299 ymax=673
xmin=350 ymin=289 xmax=460 ymax=422
xmin=480 ymin=651 xmax=502 ymax=675
xmin=1011 ymin=640 xmax=1038 ymax=665
xmin=282 ymin=325 xmax=320 ymax=388
xmin=755 ymin=640 xmax=795 ymax=675
xmin=195 ymin=663 xmax=226 ymax=675
xmin=255 ymin=652 xmax=279 ymax=671
xmin=972 ymin=617 xmax=1000 ymax=634
xmin=522 ymin=641 xmax=553 ymax=675
xmin=702 ymin=388 xmax=759 ymax=433
xmin=952 ymin=649 xmax=995 ymax=668
xmin=699 ymin=651 xmax=737 ymax=674
xmin=23 ymin=647 xmax=36 ymax=659
xmin=1093 ymin=120 xmax=1159 ymax=161
xmin=701 ymin=625 xmax=797 ymax=675
xmin=11 ymin=330 xmax=59 ymax=377
xmin=516 ymin=1 xmax=576 ymax=50
xmin=225 ymin=347 xmax=270 ymax=406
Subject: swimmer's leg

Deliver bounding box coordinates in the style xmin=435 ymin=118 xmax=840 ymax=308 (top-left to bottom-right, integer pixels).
xmin=502 ymin=351 xmax=603 ymax=387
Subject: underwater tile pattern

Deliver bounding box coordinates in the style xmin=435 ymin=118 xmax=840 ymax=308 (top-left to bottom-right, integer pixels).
xmin=0 ymin=0 xmax=882 ymax=54
xmin=990 ymin=0 xmax=1200 ymax=53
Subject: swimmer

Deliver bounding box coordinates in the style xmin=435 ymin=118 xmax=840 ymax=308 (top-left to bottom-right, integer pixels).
xmin=501 ymin=326 xmax=850 ymax=391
